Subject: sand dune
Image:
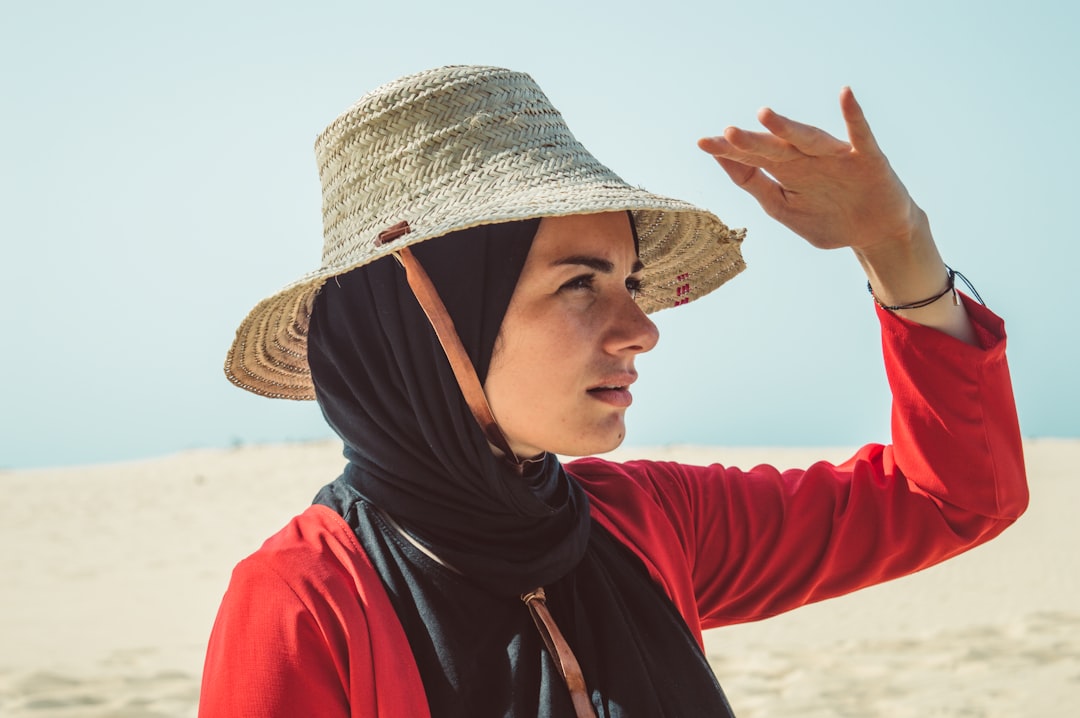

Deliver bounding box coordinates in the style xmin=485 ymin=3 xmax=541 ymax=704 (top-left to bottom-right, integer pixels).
xmin=2 ymin=440 xmax=1076 ymax=717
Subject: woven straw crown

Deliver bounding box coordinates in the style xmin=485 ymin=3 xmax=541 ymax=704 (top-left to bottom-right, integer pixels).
xmin=225 ymin=65 xmax=746 ymax=400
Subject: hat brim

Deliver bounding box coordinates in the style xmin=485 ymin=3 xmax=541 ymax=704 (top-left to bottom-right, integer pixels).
xmin=225 ymin=195 xmax=743 ymax=400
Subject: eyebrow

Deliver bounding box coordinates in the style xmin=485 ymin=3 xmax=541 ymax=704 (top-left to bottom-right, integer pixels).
xmin=552 ymin=255 xmax=645 ymax=274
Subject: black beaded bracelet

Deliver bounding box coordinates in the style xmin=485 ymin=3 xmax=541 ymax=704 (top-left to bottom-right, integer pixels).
xmin=867 ymin=266 xmax=985 ymax=311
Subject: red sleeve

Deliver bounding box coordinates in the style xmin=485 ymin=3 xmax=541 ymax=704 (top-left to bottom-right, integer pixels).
xmin=574 ymin=296 xmax=1028 ymax=633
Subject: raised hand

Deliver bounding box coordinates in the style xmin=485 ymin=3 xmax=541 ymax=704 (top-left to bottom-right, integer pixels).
xmin=698 ymin=87 xmax=922 ymax=254
xmin=699 ymin=88 xmax=976 ymax=344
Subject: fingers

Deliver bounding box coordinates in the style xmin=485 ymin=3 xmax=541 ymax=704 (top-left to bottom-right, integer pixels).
xmin=839 ymin=86 xmax=881 ymax=155
xmin=698 ymin=87 xmax=886 ymax=221
xmin=756 ymin=106 xmax=849 ymax=157
xmin=709 ymin=154 xmax=761 ymax=189
xmin=699 ymin=130 xmax=795 ymax=165
xmin=700 ymin=105 xmax=849 ymax=164
xmin=696 ymin=145 xmax=787 ymax=218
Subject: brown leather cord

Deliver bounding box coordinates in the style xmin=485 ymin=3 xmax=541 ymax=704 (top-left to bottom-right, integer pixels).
xmin=522 ymin=588 xmax=598 ymax=718
xmin=392 ymin=245 xmax=521 ymax=466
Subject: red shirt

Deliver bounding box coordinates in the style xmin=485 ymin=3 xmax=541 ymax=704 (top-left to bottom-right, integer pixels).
xmin=199 ymin=301 xmax=1027 ymax=717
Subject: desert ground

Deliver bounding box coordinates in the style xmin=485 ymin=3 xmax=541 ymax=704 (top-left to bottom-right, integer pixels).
xmin=2 ymin=439 xmax=1076 ymax=717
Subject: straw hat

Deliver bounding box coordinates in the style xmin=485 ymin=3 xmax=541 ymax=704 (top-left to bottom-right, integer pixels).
xmin=225 ymin=65 xmax=746 ymax=400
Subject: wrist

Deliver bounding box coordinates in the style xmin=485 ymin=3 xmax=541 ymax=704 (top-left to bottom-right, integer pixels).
xmin=852 ymin=211 xmax=978 ymax=345
xmin=853 ymin=209 xmax=944 ymax=307
xmin=868 ymin=267 xmax=957 ymax=311
xmin=852 ymin=207 xmax=933 ymax=275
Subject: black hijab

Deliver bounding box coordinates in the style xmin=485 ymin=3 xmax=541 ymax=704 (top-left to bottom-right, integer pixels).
xmin=308 ymin=220 xmax=590 ymax=595
xmin=307 ymin=219 xmax=734 ymax=716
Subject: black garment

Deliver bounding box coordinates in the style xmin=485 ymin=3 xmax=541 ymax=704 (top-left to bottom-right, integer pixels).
xmin=314 ymin=483 xmax=734 ymax=717
xmin=307 ymin=219 xmax=734 ymax=716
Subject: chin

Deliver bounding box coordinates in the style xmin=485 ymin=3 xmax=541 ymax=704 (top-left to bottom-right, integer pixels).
xmin=556 ymin=432 xmax=626 ymax=459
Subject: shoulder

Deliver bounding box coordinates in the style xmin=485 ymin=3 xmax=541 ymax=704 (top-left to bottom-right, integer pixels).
xmin=567 ymin=455 xmax=725 ymax=517
xmin=568 ymin=455 xmax=680 ymax=494
xmin=226 ymin=505 xmax=384 ymax=616
xmin=238 ymin=505 xmax=362 ymax=574
xmin=204 ymin=507 xmax=409 ymax=716
xmin=568 ymin=455 xmax=762 ymax=549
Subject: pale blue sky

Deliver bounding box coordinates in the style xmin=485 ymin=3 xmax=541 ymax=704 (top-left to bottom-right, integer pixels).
xmin=2 ymin=0 xmax=1076 ymax=469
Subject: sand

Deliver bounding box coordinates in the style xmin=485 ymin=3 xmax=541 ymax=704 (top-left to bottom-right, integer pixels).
xmin=1 ymin=439 xmax=1076 ymax=717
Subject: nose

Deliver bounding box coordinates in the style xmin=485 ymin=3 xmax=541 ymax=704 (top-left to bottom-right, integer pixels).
xmin=605 ymin=293 xmax=660 ymax=356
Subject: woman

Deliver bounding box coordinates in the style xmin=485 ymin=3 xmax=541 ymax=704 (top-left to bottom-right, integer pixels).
xmin=201 ymin=66 xmax=1027 ymax=717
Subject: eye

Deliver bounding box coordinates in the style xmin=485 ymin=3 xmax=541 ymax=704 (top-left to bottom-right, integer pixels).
xmin=626 ymin=277 xmax=643 ymax=299
xmin=559 ymin=274 xmax=595 ymax=292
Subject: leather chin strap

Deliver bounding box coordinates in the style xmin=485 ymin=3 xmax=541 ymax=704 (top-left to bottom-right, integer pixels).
xmin=392 ymin=244 xmax=598 ymax=718
xmin=392 ymin=245 xmax=520 ymax=466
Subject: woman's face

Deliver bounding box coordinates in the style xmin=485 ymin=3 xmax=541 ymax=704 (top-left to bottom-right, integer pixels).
xmin=484 ymin=212 xmax=660 ymax=458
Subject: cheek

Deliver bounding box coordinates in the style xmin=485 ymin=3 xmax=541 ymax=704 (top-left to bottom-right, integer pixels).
xmin=488 ymin=335 xmax=546 ymax=395
xmin=486 ymin=320 xmax=572 ymax=405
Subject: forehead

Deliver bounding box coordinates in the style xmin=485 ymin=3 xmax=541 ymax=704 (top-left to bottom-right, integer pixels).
xmin=529 ymin=212 xmax=638 ymax=263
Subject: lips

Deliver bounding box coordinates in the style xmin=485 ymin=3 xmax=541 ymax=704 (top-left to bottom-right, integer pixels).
xmin=586 ymin=373 xmax=637 ymax=408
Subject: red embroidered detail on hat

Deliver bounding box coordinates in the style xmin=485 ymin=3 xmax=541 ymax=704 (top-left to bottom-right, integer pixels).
xmin=674 ymin=273 xmax=691 ymax=304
